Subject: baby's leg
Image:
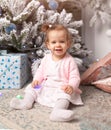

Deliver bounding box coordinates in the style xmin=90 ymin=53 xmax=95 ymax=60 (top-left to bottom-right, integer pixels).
xmin=50 ymin=98 xmax=74 ymax=122
xmin=10 ymin=84 xmax=37 ymax=110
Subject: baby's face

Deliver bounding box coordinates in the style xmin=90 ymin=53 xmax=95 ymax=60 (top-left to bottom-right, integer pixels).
xmin=47 ymin=30 xmax=70 ymax=60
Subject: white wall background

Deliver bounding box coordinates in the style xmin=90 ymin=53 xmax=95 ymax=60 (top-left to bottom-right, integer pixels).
xmin=82 ymin=6 xmax=111 ymax=61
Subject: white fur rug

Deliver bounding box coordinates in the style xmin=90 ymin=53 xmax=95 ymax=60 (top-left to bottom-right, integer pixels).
xmin=0 ymin=84 xmax=111 ymax=130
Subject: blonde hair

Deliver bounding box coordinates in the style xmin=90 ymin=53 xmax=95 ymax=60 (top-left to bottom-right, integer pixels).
xmin=41 ymin=23 xmax=72 ymax=46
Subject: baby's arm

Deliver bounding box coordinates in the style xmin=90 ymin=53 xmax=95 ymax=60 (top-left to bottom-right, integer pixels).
xmin=66 ymin=57 xmax=82 ymax=95
xmin=31 ymin=55 xmax=47 ymax=88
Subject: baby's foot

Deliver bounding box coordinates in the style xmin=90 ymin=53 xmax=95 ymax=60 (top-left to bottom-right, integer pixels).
xmin=10 ymin=98 xmax=32 ymax=110
xmin=50 ymin=109 xmax=75 ymax=122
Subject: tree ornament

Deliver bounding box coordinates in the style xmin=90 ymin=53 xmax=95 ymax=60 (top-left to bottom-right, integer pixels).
xmin=28 ymin=51 xmax=38 ymax=63
xmin=35 ymin=36 xmax=43 ymax=47
xmin=5 ymin=23 xmax=16 ymax=34
xmin=36 ymin=49 xmax=44 ymax=58
xmin=48 ymin=0 xmax=59 ymax=10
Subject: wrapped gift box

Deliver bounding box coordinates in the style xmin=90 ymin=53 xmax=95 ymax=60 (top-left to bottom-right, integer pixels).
xmin=0 ymin=53 xmax=30 ymax=89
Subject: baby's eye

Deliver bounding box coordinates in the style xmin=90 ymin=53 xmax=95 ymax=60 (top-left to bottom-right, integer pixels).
xmin=60 ymin=41 xmax=65 ymax=43
xmin=51 ymin=41 xmax=56 ymax=44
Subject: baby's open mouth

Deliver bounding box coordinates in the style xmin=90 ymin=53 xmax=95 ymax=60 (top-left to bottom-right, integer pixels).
xmin=55 ymin=48 xmax=62 ymax=51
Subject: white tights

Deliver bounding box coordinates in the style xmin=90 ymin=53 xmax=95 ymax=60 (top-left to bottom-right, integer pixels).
xmin=50 ymin=99 xmax=75 ymax=122
xmin=10 ymin=92 xmax=75 ymax=121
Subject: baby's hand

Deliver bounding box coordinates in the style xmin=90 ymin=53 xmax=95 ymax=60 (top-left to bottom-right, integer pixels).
xmin=61 ymin=85 xmax=82 ymax=95
xmin=31 ymin=80 xmax=39 ymax=88
xmin=61 ymin=85 xmax=74 ymax=95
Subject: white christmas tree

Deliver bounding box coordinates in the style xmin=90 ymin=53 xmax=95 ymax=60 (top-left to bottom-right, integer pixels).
xmin=0 ymin=0 xmax=91 ymax=73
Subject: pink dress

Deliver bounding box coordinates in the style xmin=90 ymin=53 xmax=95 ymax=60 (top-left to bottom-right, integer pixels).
xmin=26 ymin=53 xmax=83 ymax=107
